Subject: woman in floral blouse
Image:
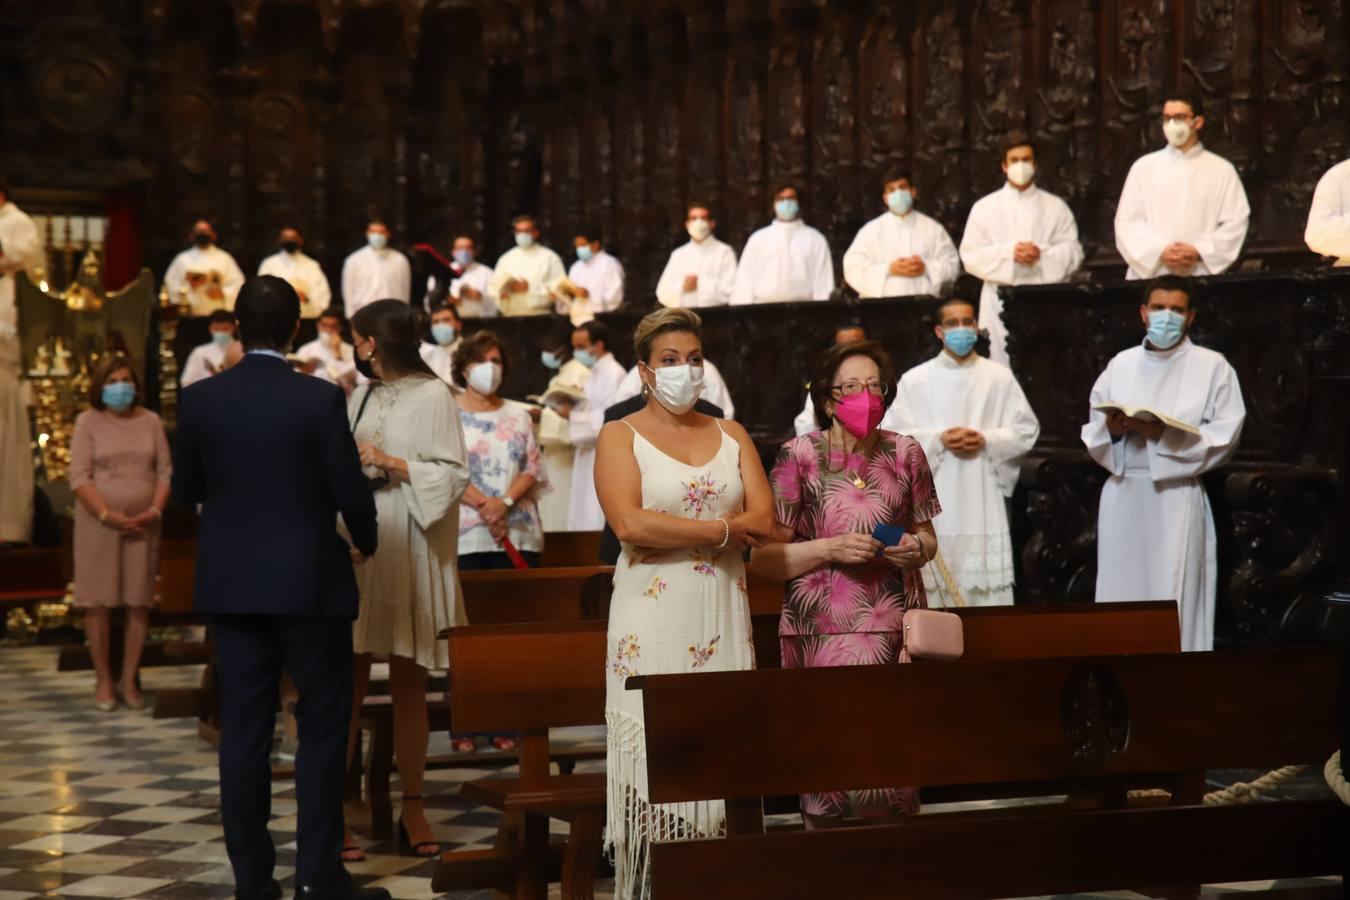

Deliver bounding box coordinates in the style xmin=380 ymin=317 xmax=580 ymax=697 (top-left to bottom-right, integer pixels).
xmin=752 ymin=340 xmax=941 ymax=829
xmin=453 ymin=330 xmax=547 ymax=570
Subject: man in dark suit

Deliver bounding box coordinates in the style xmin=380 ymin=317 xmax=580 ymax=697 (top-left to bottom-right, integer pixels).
xmin=596 ymin=393 xmax=724 ymax=565
xmin=173 ymin=276 xmax=387 ymax=900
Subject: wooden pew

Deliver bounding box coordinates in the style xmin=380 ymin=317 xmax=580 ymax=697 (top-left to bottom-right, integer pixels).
xmin=636 ymin=646 xmax=1345 ymax=899
xmin=432 ymin=600 xmax=1182 ymax=899
xmin=536 ymin=531 xmax=603 ymax=567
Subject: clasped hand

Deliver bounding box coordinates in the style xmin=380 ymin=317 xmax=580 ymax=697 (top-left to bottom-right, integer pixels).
xmin=1013 ymin=242 xmax=1041 ymax=266
xmin=103 ymin=509 xmax=157 ymax=534
xmin=940 ymin=427 xmax=985 ymax=455
xmin=889 ymin=256 xmax=926 ymax=277
xmin=1162 ymin=242 xmax=1200 ymax=273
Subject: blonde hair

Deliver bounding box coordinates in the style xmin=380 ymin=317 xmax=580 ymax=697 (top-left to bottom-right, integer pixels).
xmin=633 ymin=307 xmax=703 ymax=363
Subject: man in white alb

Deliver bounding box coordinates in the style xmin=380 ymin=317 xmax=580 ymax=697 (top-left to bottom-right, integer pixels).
xmin=164 ymin=220 xmax=246 ymax=314
xmin=1082 ymin=276 xmax=1245 ymax=651
xmin=655 ymin=204 xmax=737 ymax=307
xmin=535 ymin=331 xmax=589 ymax=532
xmin=341 ymin=220 xmax=410 ymax=318
xmin=731 ymin=185 xmax=834 ymax=304
xmin=565 ymin=321 xmax=625 ymax=531
xmin=563 ymin=225 xmax=624 ymax=325
xmin=960 ymin=135 xmax=1083 ymax=366
xmin=491 ymin=214 xmax=567 ymax=316
xmin=843 ymin=173 xmax=961 ymax=300
xmin=1304 ymin=158 xmax=1350 ymax=264
xmin=883 ymin=298 xmax=1040 ymax=606
xmin=257 ymin=226 xmax=332 ymax=319
xmin=295 ymin=307 xmax=360 ymax=391
xmin=611 ymin=358 xmax=736 ymax=420
xmin=0 ymin=179 xmax=40 ymax=544
xmin=181 ymin=310 xmax=238 ymax=387
xmin=419 ymin=301 xmax=461 ymax=384
xmin=794 ymin=322 xmax=866 ymax=436
xmin=1114 ymin=95 xmax=1250 ymax=280
xmin=446 ymin=235 xmax=497 ymax=317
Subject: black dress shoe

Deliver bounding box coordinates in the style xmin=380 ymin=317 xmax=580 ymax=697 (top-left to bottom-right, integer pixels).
xmin=236 ymin=880 xmax=282 ymax=900
xmin=293 ymin=879 xmax=391 ymax=900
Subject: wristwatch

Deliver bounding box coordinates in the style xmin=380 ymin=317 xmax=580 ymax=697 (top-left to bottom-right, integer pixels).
xmin=502 ymin=496 xmax=515 ymax=509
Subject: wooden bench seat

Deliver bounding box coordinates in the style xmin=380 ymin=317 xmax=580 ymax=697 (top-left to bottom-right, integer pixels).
xmin=635 ymin=645 xmax=1346 ymax=899
xmin=460 ymin=773 xmax=607 ymax=814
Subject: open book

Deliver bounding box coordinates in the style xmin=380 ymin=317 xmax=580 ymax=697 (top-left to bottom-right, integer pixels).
xmin=1092 ymin=403 xmax=1200 ymax=436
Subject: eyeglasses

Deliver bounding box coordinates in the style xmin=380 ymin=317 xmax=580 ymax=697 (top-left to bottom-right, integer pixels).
xmin=1162 ymin=113 xmax=1194 ymax=124
xmin=831 ymin=381 xmax=889 ymax=398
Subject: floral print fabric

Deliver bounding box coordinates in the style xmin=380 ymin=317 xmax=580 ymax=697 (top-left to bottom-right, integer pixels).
xmin=458 ymin=403 xmax=548 ymax=555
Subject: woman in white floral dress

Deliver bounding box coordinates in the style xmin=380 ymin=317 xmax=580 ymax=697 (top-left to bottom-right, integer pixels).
xmin=594 ymin=308 xmax=775 ymax=900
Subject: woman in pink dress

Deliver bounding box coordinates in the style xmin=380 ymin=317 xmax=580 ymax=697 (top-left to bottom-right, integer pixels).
xmin=752 ymin=340 xmax=940 ymax=829
xmin=69 ymin=354 xmax=172 ymax=711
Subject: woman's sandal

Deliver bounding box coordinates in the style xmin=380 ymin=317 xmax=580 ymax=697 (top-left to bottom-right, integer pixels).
xmin=397 ymin=796 xmax=440 ymax=857
xmin=340 ymin=840 xmax=366 ymax=863
xmin=451 ymin=737 xmax=477 ymax=753
xmin=490 ymin=735 xmax=517 ymax=752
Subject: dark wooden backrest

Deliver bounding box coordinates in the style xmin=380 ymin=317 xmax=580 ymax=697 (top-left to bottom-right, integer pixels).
xmin=536 ymin=531 xmax=603 ymax=567
xmin=635 ymin=646 xmax=1339 ymax=805
xmin=459 ymin=566 xmax=614 ymax=623
xmin=447 ymin=621 xmax=608 ymax=732
xmin=956 ymin=600 xmax=1179 ymax=658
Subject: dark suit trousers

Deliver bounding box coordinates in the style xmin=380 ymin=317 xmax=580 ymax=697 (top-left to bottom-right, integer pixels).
xmin=211 ymin=615 xmax=353 ymax=890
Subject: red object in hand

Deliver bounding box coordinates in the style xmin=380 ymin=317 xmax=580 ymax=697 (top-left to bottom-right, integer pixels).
xmin=500 ymin=536 xmax=529 ymax=570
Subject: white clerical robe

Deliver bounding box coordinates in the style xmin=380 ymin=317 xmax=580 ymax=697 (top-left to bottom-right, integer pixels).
xmin=1082 ymin=337 xmax=1245 ymax=652
xmin=843 ymin=210 xmax=961 ymax=299
xmin=611 ymin=360 xmax=736 ymax=420
xmin=1304 ymin=158 xmax=1350 ymax=265
xmin=883 ymin=352 xmax=1040 ymax=606
xmin=567 ymin=353 xmax=626 ymax=531
xmin=565 ymin=250 xmax=625 ymax=325
xmin=296 ymin=337 xmax=360 ymax=386
xmin=537 ymin=359 xmax=590 ymax=532
xmin=419 ymin=340 xmax=459 ymax=385
xmin=0 ymin=201 xmax=40 ymax=544
xmin=164 ymin=245 xmax=246 ymax=314
xmin=491 ymin=245 xmax=567 ymax=316
xmin=655 ymin=237 xmax=738 ymax=307
xmin=1114 ymin=143 xmax=1250 ymax=281
xmin=449 ymin=262 xmax=498 ymax=317
xmin=731 ymin=219 xmax=834 ymax=304
xmin=181 ymin=341 xmax=227 ymax=387
xmin=341 ymin=245 xmax=411 ymax=318
xmin=959 ymin=184 xmax=1083 ymax=367
xmin=258 ymin=251 xmax=332 ymax=318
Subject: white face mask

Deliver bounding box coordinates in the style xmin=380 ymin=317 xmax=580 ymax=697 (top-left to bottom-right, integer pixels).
xmin=1163 ymin=119 xmax=1192 ymax=148
xmin=467 ymin=361 xmax=502 ymax=395
xmin=644 ymin=363 xmax=705 ymax=415
xmin=1006 ymin=160 xmax=1035 ymax=187
xmin=687 ymin=219 xmax=712 ymax=241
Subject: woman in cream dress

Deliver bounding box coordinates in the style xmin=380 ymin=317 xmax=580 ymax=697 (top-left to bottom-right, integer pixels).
xmin=340 ymin=300 xmax=470 ymax=860
xmin=594 ymin=308 xmax=774 ymax=900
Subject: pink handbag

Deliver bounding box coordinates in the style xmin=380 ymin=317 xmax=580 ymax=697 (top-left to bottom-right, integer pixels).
xmin=901 ymin=608 xmax=964 ymax=661
xmin=899 ymin=554 xmax=965 ymax=662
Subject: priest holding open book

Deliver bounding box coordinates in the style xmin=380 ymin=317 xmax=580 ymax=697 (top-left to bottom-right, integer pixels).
xmin=1082 ymin=275 xmax=1245 ymax=652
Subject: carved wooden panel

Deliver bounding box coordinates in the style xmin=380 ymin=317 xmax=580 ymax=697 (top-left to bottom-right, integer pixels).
xmin=811 ymin=13 xmax=861 ymax=255
xmin=857 ymin=9 xmax=909 ymax=213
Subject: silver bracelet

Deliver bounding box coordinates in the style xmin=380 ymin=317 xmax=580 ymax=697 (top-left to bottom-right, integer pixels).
xmin=715 ymin=517 xmax=730 ymax=550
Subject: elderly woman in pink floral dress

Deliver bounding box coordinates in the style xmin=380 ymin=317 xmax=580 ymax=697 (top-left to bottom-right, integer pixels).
xmin=752 ymin=340 xmax=940 ymax=829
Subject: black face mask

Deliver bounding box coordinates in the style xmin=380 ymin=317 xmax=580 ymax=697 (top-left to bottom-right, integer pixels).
xmin=280 ymin=240 xmax=299 ymax=254
xmin=354 ymin=354 xmax=375 ymax=380
xmin=192 ymin=234 xmax=212 ymax=248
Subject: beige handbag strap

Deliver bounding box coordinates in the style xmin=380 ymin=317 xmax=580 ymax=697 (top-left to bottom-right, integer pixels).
xmin=925 ymin=547 xmax=967 ymax=609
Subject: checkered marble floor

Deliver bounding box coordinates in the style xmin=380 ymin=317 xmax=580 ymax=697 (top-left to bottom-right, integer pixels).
xmin=0 ymin=645 xmax=611 ymax=900
xmin=0 ymin=644 xmax=1340 ymax=899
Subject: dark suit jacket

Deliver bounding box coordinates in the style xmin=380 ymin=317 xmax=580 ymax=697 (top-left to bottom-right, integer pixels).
xmin=172 ymin=353 xmax=378 ymax=618
xmin=596 ymin=395 xmax=725 ymax=565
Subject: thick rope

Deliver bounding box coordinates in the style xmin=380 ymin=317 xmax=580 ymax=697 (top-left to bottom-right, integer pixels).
xmin=1203 ymin=765 xmax=1307 ymax=805
xmin=1325 ymin=751 xmax=1350 ymax=806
